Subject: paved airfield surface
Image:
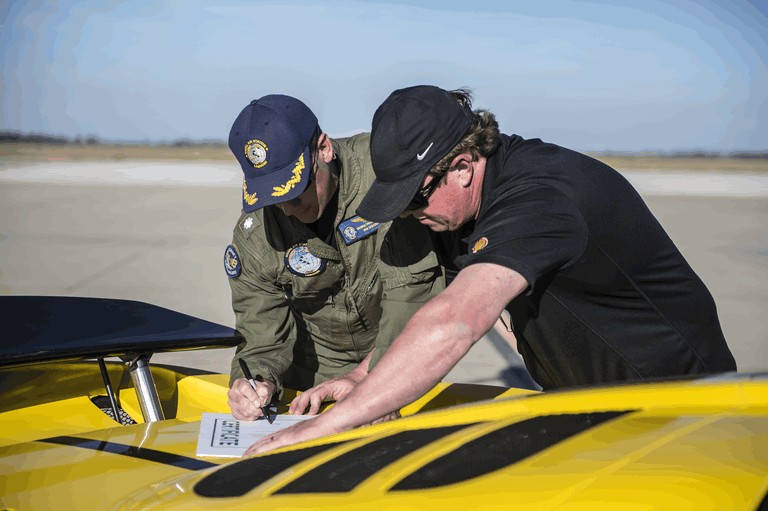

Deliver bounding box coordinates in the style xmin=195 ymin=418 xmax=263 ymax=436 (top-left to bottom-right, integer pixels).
xmin=1 ymin=161 xmax=766 ymax=387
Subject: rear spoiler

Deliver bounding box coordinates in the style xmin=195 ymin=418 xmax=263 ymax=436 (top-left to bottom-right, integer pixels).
xmin=1 ymin=296 xmax=243 ymax=368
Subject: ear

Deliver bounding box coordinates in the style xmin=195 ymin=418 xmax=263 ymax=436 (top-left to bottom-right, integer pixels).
xmin=317 ymin=133 xmax=334 ymax=164
xmin=451 ymin=153 xmax=475 ymax=187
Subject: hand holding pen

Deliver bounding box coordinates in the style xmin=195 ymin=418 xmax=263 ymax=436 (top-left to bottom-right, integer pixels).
xmin=237 ymin=359 xmax=276 ymax=424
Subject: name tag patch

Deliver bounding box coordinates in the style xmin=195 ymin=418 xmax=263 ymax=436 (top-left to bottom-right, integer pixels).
xmin=337 ymin=216 xmax=381 ymax=245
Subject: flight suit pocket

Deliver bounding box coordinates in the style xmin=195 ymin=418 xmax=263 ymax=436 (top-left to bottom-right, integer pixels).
xmin=279 ymin=260 xmax=343 ymax=315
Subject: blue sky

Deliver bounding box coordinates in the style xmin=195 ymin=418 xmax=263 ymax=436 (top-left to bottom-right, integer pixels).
xmin=1 ymin=0 xmax=766 ymax=152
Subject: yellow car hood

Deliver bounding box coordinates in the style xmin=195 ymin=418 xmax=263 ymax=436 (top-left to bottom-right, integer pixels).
xmin=3 ymin=375 xmax=767 ymax=511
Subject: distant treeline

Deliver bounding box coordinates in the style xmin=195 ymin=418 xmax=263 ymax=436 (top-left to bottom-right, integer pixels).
xmin=0 ymin=130 xmax=225 ymax=147
xmin=1 ymin=130 xmax=765 ymax=158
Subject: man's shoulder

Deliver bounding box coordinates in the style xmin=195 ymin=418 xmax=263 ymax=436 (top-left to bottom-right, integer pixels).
xmin=233 ymin=208 xmax=318 ymax=255
xmin=334 ymin=133 xmax=372 ymax=165
xmin=335 ymin=132 xmax=371 ymax=151
xmin=335 ymin=132 xmax=375 ymax=198
xmin=230 ymin=210 xmax=279 ymax=262
xmin=232 ymin=210 xmax=265 ymax=240
xmin=501 ymin=134 xmax=612 ymax=174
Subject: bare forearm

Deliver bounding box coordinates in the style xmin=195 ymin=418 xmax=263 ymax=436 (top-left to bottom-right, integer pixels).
xmin=309 ymin=263 xmax=527 ymax=432
xmin=244 ymin=263 xmax=529 ymax=456
xmin=309 ymin=296 xmax=481 ymax=432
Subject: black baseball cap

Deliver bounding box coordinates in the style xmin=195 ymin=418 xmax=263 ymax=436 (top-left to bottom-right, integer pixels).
xmin=228 ymin=95 xmax=318 ymax=212
xmin=357 ymin=85 xmax=472 ymax=223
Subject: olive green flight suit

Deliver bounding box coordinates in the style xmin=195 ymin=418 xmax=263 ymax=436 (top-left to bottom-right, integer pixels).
xmin=226 ymin=133 xmax=445 ymax=397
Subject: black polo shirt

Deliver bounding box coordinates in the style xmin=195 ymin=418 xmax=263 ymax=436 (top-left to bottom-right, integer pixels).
xmin=458 ymin=134 xmax=736 ymax=389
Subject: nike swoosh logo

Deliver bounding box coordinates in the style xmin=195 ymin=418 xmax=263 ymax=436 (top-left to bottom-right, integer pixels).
xmin=416 ymin=142 xmax=434 ymax=161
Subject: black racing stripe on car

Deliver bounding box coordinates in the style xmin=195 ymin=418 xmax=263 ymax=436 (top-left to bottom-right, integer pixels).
xmin=391 ymin=411 xmax=633 ymax=491
xmin=414 ymin=383 xmax=510 ymax=413
xmin=758 ymin=490 xmax=768 ymax=511
xmin=194 ymin=442 xmax=346 ymax=498
xmin=274 ymin=424 xmax=473 ymax=494
xmin=39 ymin=435 xmax=217 ymax=471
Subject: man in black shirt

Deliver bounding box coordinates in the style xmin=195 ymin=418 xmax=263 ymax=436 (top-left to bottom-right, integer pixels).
xmin=245 ymin=85 xmax=736 ymax=455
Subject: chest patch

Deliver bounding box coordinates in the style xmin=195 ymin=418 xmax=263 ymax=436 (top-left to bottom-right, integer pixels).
xmin=285 ymin=243 xmax=327 ymax=277
xmin=224 ymin=245 xmax=242 ymax=278
xmin=337 ymin=216 xmax=381 ymax=245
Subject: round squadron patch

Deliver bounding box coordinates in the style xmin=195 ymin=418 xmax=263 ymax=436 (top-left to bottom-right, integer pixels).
xmin=224 ymin=245 xmax=242 ymax=278
xmin=471 ymin=237 xmax=489 ymax=254
xmin=284 ymin=243 xmax=326 ymax=277
xmin=244 ymin=139 xmax=268 ymax=168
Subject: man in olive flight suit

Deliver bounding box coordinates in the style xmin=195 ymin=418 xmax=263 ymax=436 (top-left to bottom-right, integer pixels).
xmin=224 ymin=94 xmax=444 ymax=421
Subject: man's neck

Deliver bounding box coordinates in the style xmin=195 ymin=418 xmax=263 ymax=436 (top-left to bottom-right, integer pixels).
xmin=471 ymin=157 xmax=487 ymax=221
xmin=309 ymin=189 xmax=339 ymax=245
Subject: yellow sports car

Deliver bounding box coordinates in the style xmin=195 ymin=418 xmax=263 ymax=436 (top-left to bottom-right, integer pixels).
xmin=2 ymin=296 xmax=767 ymax=510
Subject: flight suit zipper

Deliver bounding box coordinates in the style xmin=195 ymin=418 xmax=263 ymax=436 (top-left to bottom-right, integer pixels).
xmin=335 ymin=230 xmax=362 ymax=359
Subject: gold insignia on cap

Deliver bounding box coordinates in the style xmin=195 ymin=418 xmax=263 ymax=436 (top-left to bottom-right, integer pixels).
xmin=244 ymin=139 xmax=268 ymax=168
xmin=472 ymin=237 xmax=489 ymax=254
xmin=243 ymin=180 xmax=258 ymax=206
xmin=272 ymin=154 xmax=305 ymax=197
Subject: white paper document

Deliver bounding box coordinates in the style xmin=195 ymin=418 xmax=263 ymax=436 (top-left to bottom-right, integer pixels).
xmin=196 ymin=412 xmax=315 ymax=458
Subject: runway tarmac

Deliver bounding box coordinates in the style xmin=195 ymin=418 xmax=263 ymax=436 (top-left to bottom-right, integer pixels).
xmin=1 ymin=160 xmax=766 ymax=387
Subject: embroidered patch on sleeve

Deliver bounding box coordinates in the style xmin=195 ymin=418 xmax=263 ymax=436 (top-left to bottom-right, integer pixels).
xmin=224 ymin=245 xmax=242 ymax=278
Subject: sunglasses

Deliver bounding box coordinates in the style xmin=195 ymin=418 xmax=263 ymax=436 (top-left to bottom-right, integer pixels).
xmin=406 ymin=171 xmax=446 ymax=211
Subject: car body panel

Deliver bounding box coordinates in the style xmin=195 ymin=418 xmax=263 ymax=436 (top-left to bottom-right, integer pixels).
xmin=1 ymin=297 xmax=766 ymax=510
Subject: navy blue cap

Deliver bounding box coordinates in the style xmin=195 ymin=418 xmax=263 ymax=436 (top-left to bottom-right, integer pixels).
xmin=228 ymin=95 xmax=318 ymax=212
xmin=357 ymin=85 xmax=472 ymax=223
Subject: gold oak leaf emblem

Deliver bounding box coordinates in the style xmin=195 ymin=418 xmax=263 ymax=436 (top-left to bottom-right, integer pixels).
xmin=243 ymin=180 xmax=258 ymax=206
xmin=272 ymin=154 xmax=305 ymax=197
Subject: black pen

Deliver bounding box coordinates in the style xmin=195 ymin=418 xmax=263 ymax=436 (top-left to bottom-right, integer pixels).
xmin=238 ymin=358 xmax=275 ymax=424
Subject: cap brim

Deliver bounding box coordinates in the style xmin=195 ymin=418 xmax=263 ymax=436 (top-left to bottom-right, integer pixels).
xmin=242 ymin=146 xmax=312 ymax=212
xmin=356 ymin=170 xmax=426 ymax=223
